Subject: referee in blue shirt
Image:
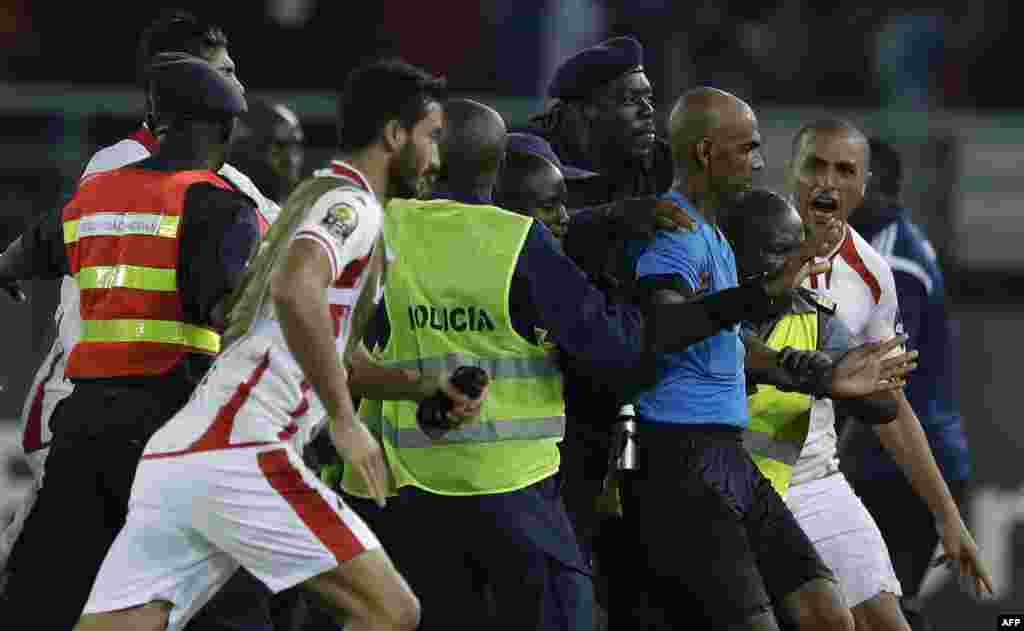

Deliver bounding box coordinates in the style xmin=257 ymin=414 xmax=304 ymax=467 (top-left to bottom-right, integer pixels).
xmin=619 ymin=87 xmax=915 ymax=630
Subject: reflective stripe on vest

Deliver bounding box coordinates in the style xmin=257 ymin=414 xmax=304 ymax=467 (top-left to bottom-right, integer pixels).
xmin=744 ymin=311 xmax=817 ymax=497
xmin=378 ymin=414 xmax=566 ymax=449
xmin=80 ymin=319 xmax=220 ymax=354
xmin=63 ymin=213 xmax=181 ymax=244
xmin=342 ymin=199 xmax=565 ymax=497
xmin=75 ymin=265 xmax=176 ymax=291
xmin=63 ymin=168 xmax=230 ymax=378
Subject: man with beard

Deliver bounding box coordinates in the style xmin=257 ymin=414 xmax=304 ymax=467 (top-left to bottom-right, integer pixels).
xmin=784 ymin=121 xmax=992 ymax=628
xmin=72 ymin=58 xmax=457 ymax=631
xmin=841 ymin=138 xmax=972 ymax=631
xmin=617 ymin=87 xmax=919 ymax=630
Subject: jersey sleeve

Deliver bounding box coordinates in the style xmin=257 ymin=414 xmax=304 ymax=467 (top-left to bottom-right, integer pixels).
xmin=634 ymin=230 xmax=703 ymax=290
xmin=79 ymin=140 xmax=150 ymax=182
xmin=292 ymin=187 xmax=381 ymax=283
xmin=864 ymin=260 xmax=904 ymax=347
xmin=819 ymin=310 xmax=855 ymax=361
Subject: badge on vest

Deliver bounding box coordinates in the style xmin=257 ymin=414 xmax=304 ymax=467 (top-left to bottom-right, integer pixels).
xmin=805 ymin=290 xmax=837 ymax=315
xmin=321 ymin=203 xmax=359 ymax=241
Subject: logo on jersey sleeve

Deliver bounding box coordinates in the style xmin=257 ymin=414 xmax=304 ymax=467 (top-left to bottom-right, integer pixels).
xmin=321 ymin=203 xmax=359 ymax=241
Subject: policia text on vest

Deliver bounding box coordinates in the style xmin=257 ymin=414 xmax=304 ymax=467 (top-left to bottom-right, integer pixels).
xmin=408 ymin=305 xmax=496 ymax=332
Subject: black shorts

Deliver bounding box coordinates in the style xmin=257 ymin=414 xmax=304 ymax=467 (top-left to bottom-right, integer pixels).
xmin=619 ymin=422 xmax=835 ymax=627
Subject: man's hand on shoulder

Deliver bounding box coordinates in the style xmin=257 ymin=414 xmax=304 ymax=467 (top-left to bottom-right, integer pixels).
xmin=597 ymin=196 xmax=696 ymax=241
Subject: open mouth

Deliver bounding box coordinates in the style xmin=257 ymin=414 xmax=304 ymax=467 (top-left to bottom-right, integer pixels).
xmin=811 ymin=192 xmax=838 ymax=212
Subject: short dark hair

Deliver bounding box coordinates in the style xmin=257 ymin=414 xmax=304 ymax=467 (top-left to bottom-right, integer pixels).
xmin=136 ymin=9 xmax=228 ymax=86
xmin=792 ymin=118 xmax=869 ymax=161
xmin=336 ymin=58 xmax=446 ymax=152
xmin=867 ymin=137 xmax=902 ymax=198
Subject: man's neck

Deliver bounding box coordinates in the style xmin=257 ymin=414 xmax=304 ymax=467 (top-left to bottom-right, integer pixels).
xmin=337 ymin=149 xmax=390 ymax=206
xmin=676 ymin=175 xmax=720 ymax=225
xmin=819 ymin=221 xmax=848 ymax=258
xmin=443 ymin=179 xmax=494 ymax=205
xmin=142 ymin=138 xmax=220 ymax=172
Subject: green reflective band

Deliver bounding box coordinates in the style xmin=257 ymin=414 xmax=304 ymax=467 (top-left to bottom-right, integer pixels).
xmin=81 ymin=319 xmax=220 ymax=354
xmin=76 ymin=265 xmax=177 ymax=291
xmin=742 ymin=431 xmax=802 ymax=466
xmin=63 ymin=213 xmax=181 ymax=244
xmin=383 ymin=352 xmax=560 ymax=379
xmin=381 ymin=415 xmax=565 ymax=449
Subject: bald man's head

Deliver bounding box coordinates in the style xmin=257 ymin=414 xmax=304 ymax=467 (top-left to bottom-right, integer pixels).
xmin=720 ymin=189 xmax=805 ymax=280
xmin=440 ymin=98 xmax=507 ymax=187
xmin=667 ymin=87 xmax=764 ymax=197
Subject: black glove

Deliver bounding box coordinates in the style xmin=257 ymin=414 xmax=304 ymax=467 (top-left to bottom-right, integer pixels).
xmin=777 ymin=347 xmax=834 ymax=398
xmin=415 ymin=366 xmax=489 ymax=433
xmin=0 ymin=237 xmax=28 ymax=303
xmin=0 ymin=278 xmax=26 ymax=302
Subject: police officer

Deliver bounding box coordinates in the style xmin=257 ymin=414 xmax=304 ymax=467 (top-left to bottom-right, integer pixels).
xmin=528 ymin=35 xmax=672 ymax=208
xmin=528 ymin=36 xmax=676 ymax=626
xmin=495 ymin=133 xmax=579 ymax=240
xmin=0 ymin=54 xmax=259 ymax=630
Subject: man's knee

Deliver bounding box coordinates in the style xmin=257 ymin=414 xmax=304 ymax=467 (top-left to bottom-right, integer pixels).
xmin=304 ymin=550 xmax=421 ymax=631
xmin=851 ymin=592 xmax=912 ymax=631
xmin=784 ymin=577 xmax=854 ymax=631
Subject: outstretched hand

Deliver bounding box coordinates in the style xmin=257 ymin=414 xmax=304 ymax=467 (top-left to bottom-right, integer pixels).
xmin=831 ymin=335 xmax=918 ymax=398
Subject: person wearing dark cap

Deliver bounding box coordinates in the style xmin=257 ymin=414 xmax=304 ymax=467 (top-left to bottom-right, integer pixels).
xmin=0 ymin=54 xmax=262 ymax=630
xmin=528 ymin=35 xmax=673 ymax=208
xmin=496 ymin=133 xmax=573 ymax=240
xmin=527 ymin=36 xmax=674 ymax=628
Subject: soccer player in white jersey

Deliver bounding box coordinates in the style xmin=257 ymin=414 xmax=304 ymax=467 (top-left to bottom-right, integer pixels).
xmin=0 ymin=10 xmax=280 ymax=582
xmin=783 ymin=118 xmax=993 ymax=630
xmin=75 ymin=58 xmax=474 ymax=631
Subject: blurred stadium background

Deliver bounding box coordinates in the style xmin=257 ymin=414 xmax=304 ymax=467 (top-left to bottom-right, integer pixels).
xmin=0 ymin=0 xmax=1020 ymax=624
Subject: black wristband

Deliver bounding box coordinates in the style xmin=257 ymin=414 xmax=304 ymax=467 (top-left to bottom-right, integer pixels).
xmin=700 ymin=280 xmax=778 ymax=329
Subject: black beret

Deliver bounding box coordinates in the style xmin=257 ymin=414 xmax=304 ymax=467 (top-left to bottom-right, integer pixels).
xmin=147 ymin=52 xmax=247 ymax=120
xmin=548 ymin=36 xmax=644 ymax=100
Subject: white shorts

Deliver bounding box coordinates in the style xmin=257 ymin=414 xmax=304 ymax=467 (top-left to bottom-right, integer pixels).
xmin=785 ymin=472 xmax=902 ymax=607
xmin=82 ymin=443 xmax=380 ymax=630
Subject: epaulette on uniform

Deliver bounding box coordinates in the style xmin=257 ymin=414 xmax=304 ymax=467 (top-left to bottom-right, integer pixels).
xmin=798 ymin=287 xmax=837 ymax=315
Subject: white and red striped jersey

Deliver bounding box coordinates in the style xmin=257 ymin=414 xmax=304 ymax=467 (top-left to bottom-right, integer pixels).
xmin=142 ymin=161 xmax=386 ymax=455
xmin=19 ymin=125 xmax=280 ymax=459
xmin=792 ymin=225 xmax=903 ymax=486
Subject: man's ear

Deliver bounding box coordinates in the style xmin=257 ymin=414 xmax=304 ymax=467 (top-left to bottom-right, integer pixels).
xmin=695 ymin=138 xmax=712 ymax=170
xmin=382 ymin=119 xmax=407 ymax=153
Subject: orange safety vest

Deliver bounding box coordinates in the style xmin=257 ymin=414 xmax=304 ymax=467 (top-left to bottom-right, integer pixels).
xmin=63 ymin=168 xmax=233 ymax=378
